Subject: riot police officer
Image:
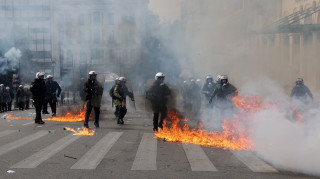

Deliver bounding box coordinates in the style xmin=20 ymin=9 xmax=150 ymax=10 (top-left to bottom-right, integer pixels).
xmin=16 ymin=85 xmax=26 ymax=110
xmin=43 ymin=75 xmax=61 ymax=117
xmin=146 ymin=72 xmax=171 ymax=131
xmin=83 ymin=71 xmax=103 ymax=128
xmin=30 ymin=72 xmax=46 ymax=124
xmin=113 ymin=77 xmax=134 ymax=125
xmin=209 ymin=75 xmax=237 ymax=119
xmin=290 ymin=78 xmax=313 ymax=105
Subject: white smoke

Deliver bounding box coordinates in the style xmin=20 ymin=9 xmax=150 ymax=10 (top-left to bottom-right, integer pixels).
xmin=238 ymin=77 xmax=320 ymax=177
xmin=0 ymin=47 xmax=21 ymax=74
xmin=251 ymin=106 xmax=320 ymax=176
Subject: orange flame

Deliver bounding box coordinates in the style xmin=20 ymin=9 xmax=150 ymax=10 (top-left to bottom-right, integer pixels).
xmin=64 ymin=127 xmax=95 ymax=136
xmin=5 ymin=114 xmax=33 ymax=120
xmin=155 ymin=95 xmax=270 ymax=150
xmin=46 ymin=104 xmax=89 ymax=122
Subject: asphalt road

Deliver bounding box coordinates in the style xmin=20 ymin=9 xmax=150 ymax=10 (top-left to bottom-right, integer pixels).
xmin=0 ymin=102 xmax=315 ymax=179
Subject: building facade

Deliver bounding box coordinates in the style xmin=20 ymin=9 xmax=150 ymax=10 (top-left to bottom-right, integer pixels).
xmin=0 ymin=0 xmax=150 ymax=85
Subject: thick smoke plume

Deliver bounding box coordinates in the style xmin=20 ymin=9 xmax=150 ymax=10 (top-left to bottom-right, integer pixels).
xmin=0 ymin=47 xmax=21 ymax=75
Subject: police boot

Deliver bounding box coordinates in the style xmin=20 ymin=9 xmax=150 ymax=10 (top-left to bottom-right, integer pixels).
xmin=120 ymin=118 xmax=124 ymax=125
xmin=94 ymin=122 xmax=99 ymax=128
xmin=84 ymin=123 xmax=89 ymax=128
xmin=117 ymin=118 xmax=121 ymax=124
xmin=38 ymin=120 xmax=45 ymax=124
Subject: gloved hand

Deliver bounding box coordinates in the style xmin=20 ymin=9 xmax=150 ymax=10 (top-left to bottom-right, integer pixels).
xmin=57 ymin=94 xmax=60 ymax=98
xmin=209 ymin=98 xmax=212 ymax=104
xmin=131 ymin=98 xmax=135 ymax=101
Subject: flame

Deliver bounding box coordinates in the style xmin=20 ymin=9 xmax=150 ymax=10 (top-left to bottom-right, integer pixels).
xmin=46 ymin=104 xmax=89 ymax=122
xmin=64 ymin=127 xmax=95 ymax=136
xmin=5 ymin=114 xmax=33 ymax=120
xmin=155 ymin=95 xmax=270 ymax=150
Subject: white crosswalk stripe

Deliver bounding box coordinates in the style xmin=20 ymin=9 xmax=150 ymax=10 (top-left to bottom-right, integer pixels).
xmin=131 ymin=133 xmax=157 ymax=170
xmin=182 ymin=143 xmax=218 ymax=171
xmin=0 ymin=130 xmax=16 ymax=138
xmin=0 ymin=130 xmax=50 ymax=156
xmin=71 ymin=132 xmax=123 ymax=169
xmin=11 ymin=134 xmax=81 ymax=168
xmin=231 ymin=150 xmax=278 ymax=172
xmin=0 ymin=130 xmax=279 ymax=173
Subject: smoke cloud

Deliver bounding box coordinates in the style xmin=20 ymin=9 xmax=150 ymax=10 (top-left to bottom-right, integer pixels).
xmin=0 ymin=47 xmax=21 ymax=75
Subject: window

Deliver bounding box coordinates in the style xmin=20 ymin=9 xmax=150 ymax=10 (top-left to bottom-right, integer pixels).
xmin=109 ymin=30 xmax=114 ymax=41
xmin=108 ymin=13 xmax=114 ymax=25
xmin=91 ymin=12 xmax=102 ymax=26
xmin=92 ymin=29 xmax=101 ymax=43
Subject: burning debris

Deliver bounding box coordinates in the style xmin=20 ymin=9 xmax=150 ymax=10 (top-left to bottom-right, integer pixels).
xmin=64 ymin=127 xmax=95 ymax=136
xmin=155 ymin=95 xmax=272 ymax=150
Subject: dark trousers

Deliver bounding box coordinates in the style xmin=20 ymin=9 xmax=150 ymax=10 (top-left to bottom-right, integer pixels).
xmin=33 ymin=101 xmax=43 ymax=122
xmin=84 ymin=101 xmax=100 ymax=127
xmin=25 ymin=99 xmax=29 ymax=109
xmin=153 ymin=108 xmax=167 ymax=129
xmin=43 ymin=97 xmax=57 ymax=114
xmin=7 ymin=101 xmax=12 ymax=111
xmin=116 ymin=105 xmax=127 ymax=119
xmin=18 ymin=102 xmax=24 ymax=110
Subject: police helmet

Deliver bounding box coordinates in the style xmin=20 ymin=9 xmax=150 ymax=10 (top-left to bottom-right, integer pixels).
xmin=296 ymin=78 xmax=304 ymax=85
xmin=155 ymin=72 xmax=165 ymax=80
xmin=19 ymin=85 xmax=23 ymax=88
xmin=88 ymin=71 xmax=97 ymax=76
xmin=119 ymin=77 xmax=126 ymax=83
xmin=220 ymin=75 xmax=228 ymax=85
xmin=47 ymin=75 xmax=53 ymax=79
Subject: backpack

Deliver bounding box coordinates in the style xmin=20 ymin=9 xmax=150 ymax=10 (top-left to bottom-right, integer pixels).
xmin=109 ymin=85 xmax=115 ymax=98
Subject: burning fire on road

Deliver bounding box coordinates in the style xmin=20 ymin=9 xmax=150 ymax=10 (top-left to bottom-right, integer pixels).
xmin=64 ymin=127 xmax=95 ymax=136
xmin=155 ymin=95 xmax=273 ymax=150
xmin=46 ymin=105 xmax=87 ymax=122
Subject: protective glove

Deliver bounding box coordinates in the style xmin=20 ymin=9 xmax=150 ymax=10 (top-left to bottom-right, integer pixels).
xmin=209 ymin=98 xmax=213 ymax=104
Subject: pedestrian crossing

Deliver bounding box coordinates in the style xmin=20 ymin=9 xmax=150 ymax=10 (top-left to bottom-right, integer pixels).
xmin=0 ymin=129 xmax=278 ymax=173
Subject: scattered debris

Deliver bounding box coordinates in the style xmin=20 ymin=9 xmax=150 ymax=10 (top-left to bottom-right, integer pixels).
xmin=7 ymin=170 xmax=15 ymax=174
xmin=37 ymin=126 xmax=43 ymax=128
xmin=48 ymin=130 xmax=51 ymax=133
xmin=64 ymin=154 xmax=77 ymax=159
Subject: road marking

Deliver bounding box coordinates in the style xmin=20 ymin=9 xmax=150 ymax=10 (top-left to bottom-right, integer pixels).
xmin=131 ymin=133 xmax=157 ymax=170
xmin=0 ymin=130 xmax=16 ymax=138
xmin=22 ymin=122 xmax=34 ymax=126
xmin=182 ymin=144 xmax=218 ymax=171
xmin=11 ymin=134 xmax=80 ymax=168
xmin=231 ymin=150 xmax=278 ymax=172
xmin=0 ymin=130 xmax=50 ymax=156
xmin=71 ymin=132 xmax=123 ymax=169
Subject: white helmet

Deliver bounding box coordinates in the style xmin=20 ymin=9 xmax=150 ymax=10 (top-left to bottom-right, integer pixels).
xmin=88 ymin=71 xmax=97 ymax=75
xmin=119 ymin=76 xmax=126 ymax=82
xmin=0 ymin=84 xmax=4 ymax=87
xmin=5 ymin=86 xmax=10 ymax=90
xmin=36 ymin=72 xmax=45 ymax=79
xmin=155 ymin=72 xmax=165 ymax=80
xmin=196 ymin=79 xmax=201 ymax=83
xmin=19 ymin=85 xmax=23 ymax=88
xmin=47 ymin=75 xmax=53 ymax=79
xmin=220 ymin=75 xmax=228 ymax=85
xmin=206 ymin=75 xmax=213 ymax=80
